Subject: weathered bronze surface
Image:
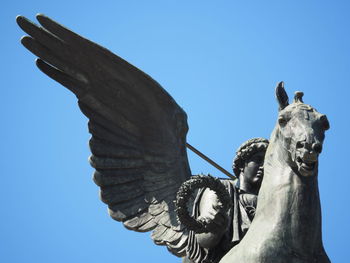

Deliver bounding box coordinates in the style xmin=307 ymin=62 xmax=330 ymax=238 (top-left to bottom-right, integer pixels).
xmin=219 ymin=84 xmax=330 ymax=263
xmin=179 ymin=138 xmax=269 ymax=263
xmin=17 ymin=14 xmax=330 ymax=263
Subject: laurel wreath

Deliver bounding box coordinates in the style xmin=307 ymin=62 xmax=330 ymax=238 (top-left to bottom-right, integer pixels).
xmin=175 ymin=175 xmax=232 ymax=233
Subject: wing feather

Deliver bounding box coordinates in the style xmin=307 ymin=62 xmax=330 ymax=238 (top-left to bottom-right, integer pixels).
xmin=124 ymin=212 xmax=157 ymax=232
xmin=93 ymin=170 xmax=143 ymax=186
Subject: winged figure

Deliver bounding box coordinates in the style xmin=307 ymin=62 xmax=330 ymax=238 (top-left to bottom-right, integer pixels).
xmin=16 ymin=14 xmax=331 ymax=263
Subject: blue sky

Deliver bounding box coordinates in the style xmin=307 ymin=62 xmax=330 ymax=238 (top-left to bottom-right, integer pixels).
xmin=2 ymin=1 xmax=350 ymax=262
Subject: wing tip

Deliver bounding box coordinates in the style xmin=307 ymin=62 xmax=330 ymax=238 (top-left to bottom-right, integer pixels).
xmin=35 ymin=58 xmax=44 ymax=67
xmin=36 ymin=13 xmax=48 ymax=24
xmin=16 ymin=14 xmax=49 ymax=30
xmin=36 ymin=13 xmax=46 ymax=18
xmin=16 ymin=15 xmax=30 ymax=30
xmin=20 ymin=35 xmax=32 ymax=47
xmin=16 ymin=15 xmax=25 ymax=24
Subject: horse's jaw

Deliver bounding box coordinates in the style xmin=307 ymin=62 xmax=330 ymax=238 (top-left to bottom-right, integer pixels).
xmin=294 ymin=150 xmax=319 ymax=177
xmin=276 ymin=128 xmax=321 ymax=178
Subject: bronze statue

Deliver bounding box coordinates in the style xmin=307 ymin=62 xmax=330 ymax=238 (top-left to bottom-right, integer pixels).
xmin=16 ymin=14 xmax=331 ymax=262
xmin=185 ymin=138 xmax=269 ymax=263
xmin=220 ymin=88 xmax=331 ymax=263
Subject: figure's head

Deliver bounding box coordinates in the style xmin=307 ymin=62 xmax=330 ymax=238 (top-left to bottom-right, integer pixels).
xmin=233 ymin=138 xmax=269 ymax=194
xmin=275 ymin=82 xmax=330 ymax=177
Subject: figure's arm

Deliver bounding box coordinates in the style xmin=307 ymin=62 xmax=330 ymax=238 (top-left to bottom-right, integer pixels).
xmin=195 ymin=188 xmax=229 ymax=249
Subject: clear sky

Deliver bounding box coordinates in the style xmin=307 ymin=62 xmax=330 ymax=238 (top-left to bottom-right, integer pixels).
xmin=2 ymin=1 xmax=350 ymax=262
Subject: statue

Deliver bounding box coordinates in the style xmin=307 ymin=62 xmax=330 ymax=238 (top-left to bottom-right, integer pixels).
xmin=185 ymin=138 xmax=269 ymax=263
xmin=219 ymin=89 xmax=331 ymax=263
xmin=16 ymin=14 xmax=331 ymax=262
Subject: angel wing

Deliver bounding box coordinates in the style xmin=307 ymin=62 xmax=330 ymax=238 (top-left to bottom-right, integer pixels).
xmin=17 ymin=14 xmax=192 ymax=256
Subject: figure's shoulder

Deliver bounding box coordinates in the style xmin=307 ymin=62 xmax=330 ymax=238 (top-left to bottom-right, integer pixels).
xmin=219 ymin=178 xmax=239 ymax=190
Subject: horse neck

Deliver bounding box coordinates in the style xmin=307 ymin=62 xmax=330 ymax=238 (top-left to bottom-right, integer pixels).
xmin=254 ymin=127 xmax=323 ymax=251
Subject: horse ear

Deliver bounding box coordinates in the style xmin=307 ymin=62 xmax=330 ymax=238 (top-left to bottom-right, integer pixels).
xmin=275 ymin=81 xmax=289 ymax=111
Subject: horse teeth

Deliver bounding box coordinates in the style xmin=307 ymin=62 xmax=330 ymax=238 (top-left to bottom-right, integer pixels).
xmin=301 ymin=162 xmax=315 ymax=170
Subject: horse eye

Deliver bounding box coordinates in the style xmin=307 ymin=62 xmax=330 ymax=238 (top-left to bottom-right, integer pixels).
xmin=278 ymin=116 xmax=288 ymax=126
xmin=323 ymin=119 xmax=330 ymax=130
xmin=320 ymin=115 xmax=330 ymax=130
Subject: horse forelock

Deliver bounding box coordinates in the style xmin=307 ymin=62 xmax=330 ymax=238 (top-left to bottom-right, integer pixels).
xmin=281 ymin=101 xmax=317 ymax=114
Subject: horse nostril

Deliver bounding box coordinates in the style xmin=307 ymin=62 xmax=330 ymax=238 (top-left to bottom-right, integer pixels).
xmin=312 ymin=143 xmax=322 ymax=153
xmin=296 ymin=141 xmax=304 ymax=149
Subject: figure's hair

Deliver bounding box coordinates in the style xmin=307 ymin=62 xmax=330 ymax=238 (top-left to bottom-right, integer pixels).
xmin=232 ymin=138 xmax=269 ymax=177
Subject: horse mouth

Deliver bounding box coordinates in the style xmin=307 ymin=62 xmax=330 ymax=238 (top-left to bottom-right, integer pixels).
xmin=296 ymin=156 xmax=317 ymax=176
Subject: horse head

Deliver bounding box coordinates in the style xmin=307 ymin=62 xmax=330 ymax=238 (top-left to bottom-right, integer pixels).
xmin=275 ymin=82 xmax=330 ymax=177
